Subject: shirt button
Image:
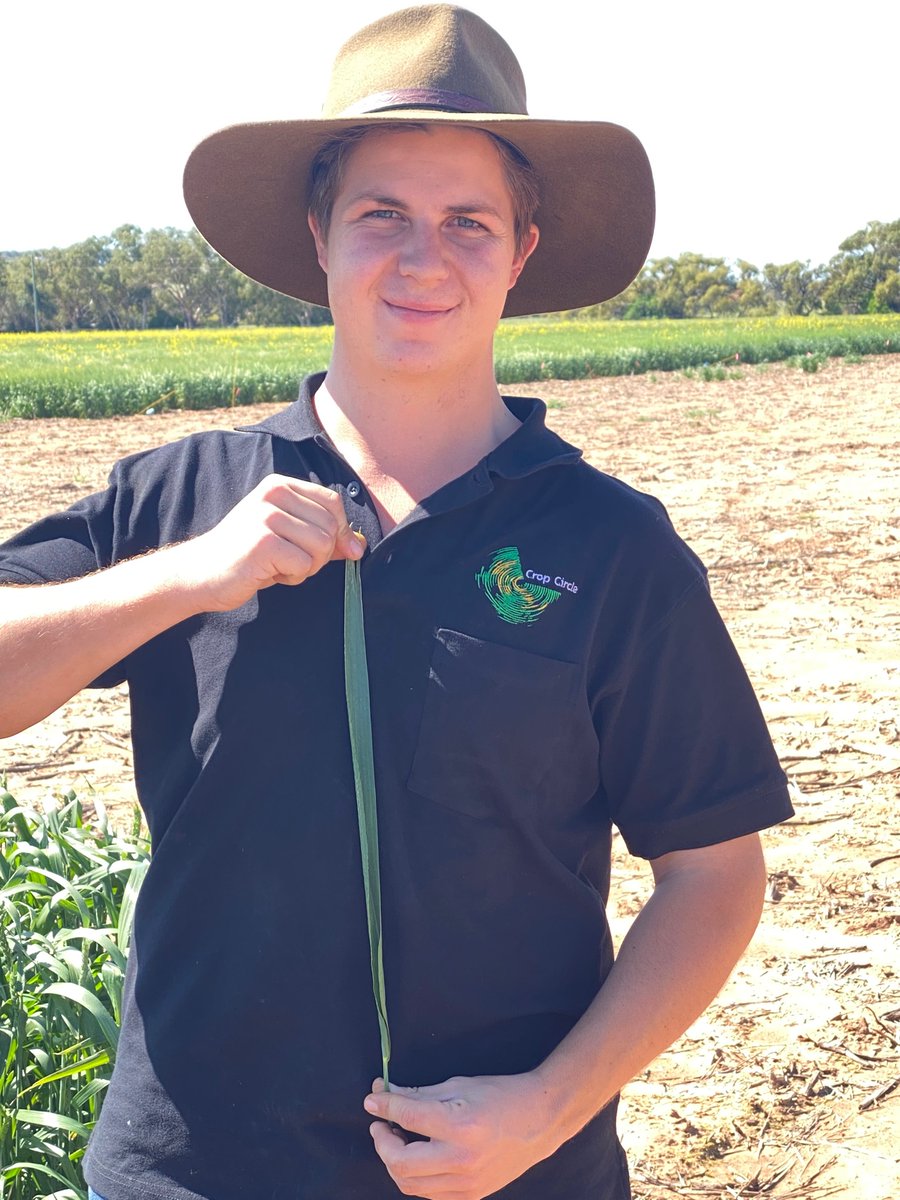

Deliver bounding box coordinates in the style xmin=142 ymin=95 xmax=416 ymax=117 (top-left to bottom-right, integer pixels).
xmin=347 ymin=481 xmax=361 ymax=498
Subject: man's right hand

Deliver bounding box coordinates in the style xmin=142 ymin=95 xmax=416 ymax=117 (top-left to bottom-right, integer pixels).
xmin=181 ymin=475 xmax=365 ymax=612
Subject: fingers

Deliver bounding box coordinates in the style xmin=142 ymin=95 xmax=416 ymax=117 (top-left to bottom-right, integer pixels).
xmin=365 ymin=1089 xmax=457 ymax=1142
xmin=187 ymin=474 xmax=368 ymax=611
xmin=365 ymin=1073 xmax=553 ymax=1200
xmin=366 ymin=1081 xmax=473 ymax=1198
xmin=281 ymin=478 xmax=366 ymax=562
xmin=245 ymin=475 xmax=366 ymax=578
xmin=256 ymin=477 xmax=363 ymax=553
xmin=369 ymin=1122 xmax=459 ymax=1189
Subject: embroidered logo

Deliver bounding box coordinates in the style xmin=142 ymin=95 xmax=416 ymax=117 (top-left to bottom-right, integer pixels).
xmin=475 ymin=545 xmax=577 ymax=626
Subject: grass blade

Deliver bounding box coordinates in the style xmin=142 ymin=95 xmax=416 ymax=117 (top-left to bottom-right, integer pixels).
xmin=14 ymin=1109 xmax=92 ymax=1140
xmin=344 ymin=557 xmax=391 ymax=1089
xmin=18 ymin=1050 xmax=111 ymax=1096
xmin=42 ymin=983 xmax=119 ymax=1052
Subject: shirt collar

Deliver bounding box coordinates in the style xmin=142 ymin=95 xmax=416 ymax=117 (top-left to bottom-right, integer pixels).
xmin=486 ymin=395 xmax=582 ymax=478
xmin=237 ymin=372 xmax=583 ymax=478
xmin=236 ymin=373 xmax=326 ymax=443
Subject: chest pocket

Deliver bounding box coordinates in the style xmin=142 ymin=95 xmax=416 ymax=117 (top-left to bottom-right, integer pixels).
xmin=407 ymin=628 xmax=586 ymax=823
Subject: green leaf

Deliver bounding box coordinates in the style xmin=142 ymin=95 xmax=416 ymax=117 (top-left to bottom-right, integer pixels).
xmin=42 ymin=983 xmax=119 ymax=1052
xmin=58 ymin=926 xmax=127 ymax=973
xmin=13 ymin=866 xmax=91 ymax=924
xmin=14 ymin=1107 xmax=92 ymax=1139
xmin=117 ymin=858 xmax=148 ymax=953
xmin=1 ymin=1160 xmax=81 ymax=1189
xmin=18 ymin=1049 xmax=110 ymax=1095
xmin=0 ymin=793 xmax=33 ymax=842
xmin=71 ymin=1075 xmax=109 ymax=1109
xmin=344 ymin=557 xmax=391 ymax=1089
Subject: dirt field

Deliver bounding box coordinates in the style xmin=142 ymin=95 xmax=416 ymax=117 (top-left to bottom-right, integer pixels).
xmin=2 ymin=357 xmax=898 ymax=1199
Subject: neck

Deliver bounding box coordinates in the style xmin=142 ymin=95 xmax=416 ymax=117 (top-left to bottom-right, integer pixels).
xmin=313 ymin=355 xmax=520 ymax=506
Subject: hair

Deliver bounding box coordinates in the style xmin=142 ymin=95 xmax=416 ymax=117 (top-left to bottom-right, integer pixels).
xmin=307 ymin=122 xmax=541 ymax=256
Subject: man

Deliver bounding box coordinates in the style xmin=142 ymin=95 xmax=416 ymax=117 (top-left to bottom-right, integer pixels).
xmin=0 ymin=6 xmax=792 ymax=1198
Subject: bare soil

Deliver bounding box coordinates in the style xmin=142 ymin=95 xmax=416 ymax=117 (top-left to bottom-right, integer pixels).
xmin=2 ymin=357 xmax=898 ymax=1199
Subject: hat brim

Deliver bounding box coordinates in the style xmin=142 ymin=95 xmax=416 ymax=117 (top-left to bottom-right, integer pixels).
xmin=183 ymin=112 xmax=654 ymax=318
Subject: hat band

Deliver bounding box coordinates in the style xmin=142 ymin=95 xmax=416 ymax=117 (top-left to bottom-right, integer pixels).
xmin=339 ymin=88 xmax=496 ymax=116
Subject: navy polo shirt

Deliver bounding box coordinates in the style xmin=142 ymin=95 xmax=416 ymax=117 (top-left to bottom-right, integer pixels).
xmin=1 ymin=374 xmax=792 ymax=1200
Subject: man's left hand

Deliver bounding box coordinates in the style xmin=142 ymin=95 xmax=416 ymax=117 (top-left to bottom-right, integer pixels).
xmin=364 ymin=1072 xmax=557 ymax=1199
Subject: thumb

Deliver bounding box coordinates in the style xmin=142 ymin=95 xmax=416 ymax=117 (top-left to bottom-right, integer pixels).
xmin=377 ymin=1078 xmax=458 ymax=1102
xmin=371 ymin=1077 xmax=419 ymax=1096
xmin=334 ymin=525 xmax=366 ymax=561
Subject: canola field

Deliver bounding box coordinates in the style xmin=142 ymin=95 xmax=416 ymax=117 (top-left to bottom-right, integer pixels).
xmin=0 ymin=315 xmax=898 ymax=418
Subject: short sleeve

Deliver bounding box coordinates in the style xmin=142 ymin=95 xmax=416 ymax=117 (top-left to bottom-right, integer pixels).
xmin=0 ymin=430 xmax=272 ymax=690
xmin=0 ymin=471 xmax=130 ymax=687
xmin=595 ymin=575 xmax=793 ymax=859
xmin=0 ymin=483 xmax=117 ymax=584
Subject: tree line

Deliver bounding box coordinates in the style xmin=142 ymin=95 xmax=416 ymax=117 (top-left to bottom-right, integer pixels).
xmin=585 ymin=219 xmax=900 ymax=321
xmin=1 ymin=219 xmax=897 ymax=333
xmin=0 ymin=227 xmax=331 ymax=334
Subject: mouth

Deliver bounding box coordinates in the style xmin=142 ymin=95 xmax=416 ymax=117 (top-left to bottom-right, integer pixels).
xmin=383 ymin=299 xmax=456 ymax=319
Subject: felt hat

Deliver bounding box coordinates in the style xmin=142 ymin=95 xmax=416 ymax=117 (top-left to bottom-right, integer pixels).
xmin=183 ymin=3 xmax=655 ymax=317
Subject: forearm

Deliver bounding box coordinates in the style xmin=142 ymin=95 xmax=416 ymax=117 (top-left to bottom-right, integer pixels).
xmin=533 ymin=834 xmax=767 ymax=1150
xmin=0 ymin=543 xmax=202 ymax=737
xmin=362 ymin=837 xmax=768 ymax=1199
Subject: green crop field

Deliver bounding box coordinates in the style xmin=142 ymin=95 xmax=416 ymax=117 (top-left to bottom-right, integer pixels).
xmin=1 ymin=789 xmax=148 ymax=1200
xmin=1 ymin=315 xmax=898 ymax=419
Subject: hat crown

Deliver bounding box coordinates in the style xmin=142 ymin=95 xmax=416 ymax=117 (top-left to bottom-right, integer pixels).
xmin=323 ymin=4 xmax=528 ymax=118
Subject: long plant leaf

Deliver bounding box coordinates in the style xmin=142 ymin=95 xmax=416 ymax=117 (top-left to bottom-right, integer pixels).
xmin=18 ymin=1050 xmax=110 ymax=1096
xmin=1 ymin=1161 xmax=80 ymax=1189
xmin=14 ymin=1108 xmax=92 ymax=1139
xmin=344 ymin=557 xmax=391 ymax=1090
xmin=42 ymin=983 xmax=119 ymax=1052
xmin=116 ymin=858 xmax=148 ymax=954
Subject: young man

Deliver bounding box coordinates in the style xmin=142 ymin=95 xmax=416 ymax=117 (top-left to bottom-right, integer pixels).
xmin=0 ymin=6 xmax=792 ymax=1198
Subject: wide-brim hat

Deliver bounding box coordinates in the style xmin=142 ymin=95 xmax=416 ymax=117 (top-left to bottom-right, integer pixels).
xmin=183 ymin=3 xmax=655 ymax=318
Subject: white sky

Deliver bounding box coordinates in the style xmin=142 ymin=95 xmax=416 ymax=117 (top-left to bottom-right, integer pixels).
xmin=4 ymin=0 xmax=896 ymax=268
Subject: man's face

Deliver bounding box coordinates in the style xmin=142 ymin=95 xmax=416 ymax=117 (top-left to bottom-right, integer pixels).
xmin=308 ymin=125 xmax=538 ymax=382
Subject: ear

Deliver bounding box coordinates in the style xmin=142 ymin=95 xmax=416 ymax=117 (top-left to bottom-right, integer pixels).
xmin=307 ymin=211 xmax=328 ymax=273
xmin=508 ymin=224 xmax=540 ymax=289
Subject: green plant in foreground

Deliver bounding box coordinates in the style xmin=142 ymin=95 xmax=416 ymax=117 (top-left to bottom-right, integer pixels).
xmin=0 ymin=788 xmax=148 ymax=1200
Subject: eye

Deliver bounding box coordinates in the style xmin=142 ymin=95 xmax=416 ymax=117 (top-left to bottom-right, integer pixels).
xmin=365 ymin=208 xmax=401 ymax=221
xmin=450 ymin=215 xmax=485 ymax=231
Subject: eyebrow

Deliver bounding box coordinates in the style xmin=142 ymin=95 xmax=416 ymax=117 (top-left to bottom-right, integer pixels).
xmin=446 ymin=202 xmax=506 ymax=221
xmin=345 ymin=193 xmax=506 ymax=221
xmin=345 ymin=193 xmax=407 ymax=210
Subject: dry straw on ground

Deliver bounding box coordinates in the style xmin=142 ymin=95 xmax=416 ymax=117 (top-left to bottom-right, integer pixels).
xmin=2 ymin=356 xmax=898 ymax=1199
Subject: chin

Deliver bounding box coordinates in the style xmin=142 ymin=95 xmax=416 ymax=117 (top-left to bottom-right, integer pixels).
xmin=374 ymin=340 xmax=459 ymax=376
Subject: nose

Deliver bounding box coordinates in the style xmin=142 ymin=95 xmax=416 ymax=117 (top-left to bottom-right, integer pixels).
xmin=397 ymin=222 xmax=450 ymax=284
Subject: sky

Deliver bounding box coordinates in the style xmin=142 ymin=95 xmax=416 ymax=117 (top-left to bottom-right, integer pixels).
xmin=4 ymin=0 xmax=896 ymax=269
